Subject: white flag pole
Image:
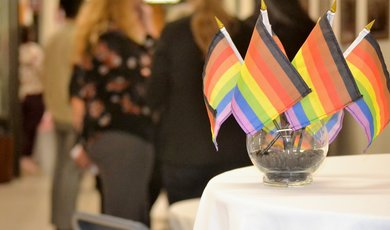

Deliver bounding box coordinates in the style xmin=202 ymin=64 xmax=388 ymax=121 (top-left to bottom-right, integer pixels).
xmin=215 ymin=17 xmax=244 ymax=63
xmin=343 ymin=20 xmax=374 ymax=58
xmin=260 ymin=0 xmax=272 ymax=35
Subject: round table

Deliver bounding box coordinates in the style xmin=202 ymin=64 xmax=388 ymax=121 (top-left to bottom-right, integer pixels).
xmin=193 ymin=154 xmax=390 ymax=230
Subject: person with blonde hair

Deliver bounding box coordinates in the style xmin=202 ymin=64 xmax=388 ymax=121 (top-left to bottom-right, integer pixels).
xmin=147 ymin=0 xmax=252 ymax=204
xmin=70 ymin=0 xmax=157 ymax=225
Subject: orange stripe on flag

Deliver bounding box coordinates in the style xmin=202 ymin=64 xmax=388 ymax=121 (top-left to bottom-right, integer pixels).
xmin=204 ymin=46 xmax=234 ymax=95
xmin=206 ymin=53 xmax=238 ymax=98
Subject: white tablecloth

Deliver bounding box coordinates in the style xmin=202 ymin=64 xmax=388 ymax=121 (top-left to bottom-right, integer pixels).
xmin=194 ymin=154 xmax=390 ymax=230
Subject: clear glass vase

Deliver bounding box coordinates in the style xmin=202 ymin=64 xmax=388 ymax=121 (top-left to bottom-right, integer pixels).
xmin=247 ymin=122 xmax=328 ymax=186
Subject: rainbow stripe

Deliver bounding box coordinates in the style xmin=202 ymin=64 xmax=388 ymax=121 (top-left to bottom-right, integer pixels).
xmin=345 ymin=33 xmax=390 ymax=146
xmin=203 ymin=30 xmax=242 ymax=146
xmin=285 ymin=16 xmax=362 ymax=130
xmin=322 ymin=111 xmax=344 ymax=143
xmin=232 ymin=13 xmax=310 ymax=135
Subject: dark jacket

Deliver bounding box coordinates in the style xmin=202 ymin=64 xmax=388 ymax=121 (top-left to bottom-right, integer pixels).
xmin=148 ymin=16 xmax=252 ymax=167
xmin=70 ymin=31 xmax=156 ymax=142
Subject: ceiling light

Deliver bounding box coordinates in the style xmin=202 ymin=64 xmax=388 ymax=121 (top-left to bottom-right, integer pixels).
xmin=143 ymin=0 xmax=180 ymax=4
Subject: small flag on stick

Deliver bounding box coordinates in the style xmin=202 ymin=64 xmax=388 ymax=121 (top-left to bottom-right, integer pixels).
xmin=203 ymin=18 xmax=243 ymax=148
xmin=231 ymin=2 xmax=310 ymax=135
xmin=285 ymin=14 xmax=362 ymax=130
xmin=345 ymin=21 xmax=390 ymax=147
xmin=301 ymin=2 xmax=345 ymax=143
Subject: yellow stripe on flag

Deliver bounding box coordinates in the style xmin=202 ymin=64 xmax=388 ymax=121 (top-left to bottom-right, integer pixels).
xmin=348 ymin=61 xmax=381 ymax=136
xmin=293 ymin=50 xmax=326 ymax=118
xmin=209 ymin=62 xmax=241 ymax=106
xmin=240 ymin=63 xmax=278 ymax=119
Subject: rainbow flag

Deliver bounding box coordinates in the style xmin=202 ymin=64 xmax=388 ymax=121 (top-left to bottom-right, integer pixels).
xmin=232 ymin=13 xmax=311 ymax=135
xmin=203 ymin=30 xmax=242 ymax=146
xmin=322 ymin=111 xmax=344 ymax=143
xmin=285 ymin=15 xmax=362 ymax=130
xmin=345 ymin=33 xmax=390 ymax=146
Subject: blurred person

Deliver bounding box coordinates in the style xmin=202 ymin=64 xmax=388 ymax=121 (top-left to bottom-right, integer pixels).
xmin=246 ymin=0 xmax=315 ymax=60
xmin=41 ymin=0 xmax=84 ymax=229
xmin=70 ymin=0 xmax=158 ymax=226
xmin=18 ymin=26 xmax=45 ymax=175
xmin=165 ymin=0 xmax=195 ymax=22
xmin=147 ymin=0 xmax=252 ymax=205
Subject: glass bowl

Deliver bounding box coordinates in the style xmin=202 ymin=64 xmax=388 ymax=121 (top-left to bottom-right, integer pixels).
xmin=247 ymin=122 xmax=328 ymax=186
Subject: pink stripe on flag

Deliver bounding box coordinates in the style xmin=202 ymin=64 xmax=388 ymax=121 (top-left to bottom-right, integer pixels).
xmin=327 ymin=111 xmax=344 ymax=143
xmin=346 ymin=103 xmax=372 ymax=143
xmin=216 ymin=104 xmax=232 ymax=125
xmin=285 ymin=111 xmax=301 ymax=130
xmin=215 ymin=105 xmax=232 ymax=136
xmin=231 ymin=98 xmax=256 ymax=134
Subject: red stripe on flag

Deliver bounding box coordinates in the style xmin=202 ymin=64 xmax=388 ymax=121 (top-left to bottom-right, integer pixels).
xmin=306 ymin=26 xmax=343 ymax=110
xmin=206 ymin=54 xmax=238 ymax=98
xmin=206 ymin=39 xmax=228 ymax=69
xmin=204 ymin=45 xmax=235 ymax=95
xmin=245 ymin=32 xmax=298 ymax=110
xmin=244 ymin=55 xmax=284 ymax=110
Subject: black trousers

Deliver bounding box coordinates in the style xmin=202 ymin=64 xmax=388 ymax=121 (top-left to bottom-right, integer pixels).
xmin=21 ymin=94 xmax=45 ymax=157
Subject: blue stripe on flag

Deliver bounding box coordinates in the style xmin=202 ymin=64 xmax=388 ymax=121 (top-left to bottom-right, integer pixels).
xmin=324 ymin=111 xmax=343 ymax=143
xmin=234 ymin=90 xmax=264 ymax=130
xmin=216 ymin=89 xmax=234 ymax=114
xmin=292 ymin=102 xmax=310 ymax=127
xmin=355 ymin=99 xmax=375 ymax=141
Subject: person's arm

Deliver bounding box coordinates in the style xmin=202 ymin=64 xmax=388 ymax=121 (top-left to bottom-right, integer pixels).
xmin=69 ymin=64 xmax=86 ymax=132
xmin=69 ymin=64 xmax=92 ymax=169
xmin=70 ymin=97 xmax=85 ymax=133
xmin=70 ymin=142 xmax=91 ymax=169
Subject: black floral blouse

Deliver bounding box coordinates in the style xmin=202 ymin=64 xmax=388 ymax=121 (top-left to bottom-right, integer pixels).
xmin=70 ymin=30 xmax=156 ymax=142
